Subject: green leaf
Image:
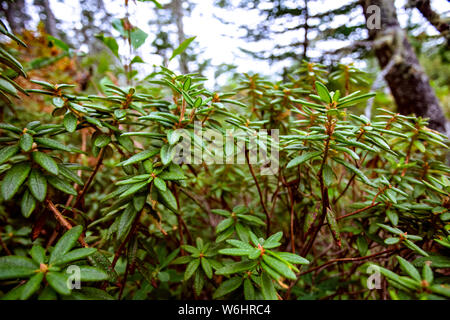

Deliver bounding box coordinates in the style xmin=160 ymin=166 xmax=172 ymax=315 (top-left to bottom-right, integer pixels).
xmin=422 ymin=264 xmax=433 ymax=284
xmin=52 ymin=248 xmax=97 ymax=265
xmin=130 ymin=27 xmax=148 ymax=50
xmin=94 ymin=134 xmax=111 ymax=148
xmin=216 ymin=218 xmax=234 ymax=233
xmin=160 ymin=144 xmax=175 ymax=165
xmin=0 ymin=123 xmax=22 ymax=133
xmin=21 ymin=189 xmax=36 ymax=218
xmin=28 ymin=168 xmax=47 ymax=202
xmin=37 ymin=286 xmax=57 ymax=300
xmin=78 ymin=266 xmax=109 ymax=281
xmin=34 ymin=137 xmax=72 ymax=152
xmin=385 ymin=237 xmax=400 ymax=245
xmin=237 ymin=214 xmax=265 ymax=226
xmin=0 ymin=145 xmax=19 ymax=165
xmin=430 ymin=284 xmax=450 ymax=298
xmin=46 ymin=271 xmax=71 ymax=295
xmin=63 ymin=113 xmax=77 ymax=133
xmin=201 ymin=258 xmax=213 ymax=279
xmin=286 ymin=151 xmax=322 ymax=168
xmin=315 ymin=81 xmax=331 ymax=103
xmin=30 ymin=245 xmax=46 ymax=264
xmin=87 ymin=252 xmax=118 ymax=283
xmin=322 ymin=164 xmax=335 ymax=187
xmin=170 ymin=36 xmax=196 ymax=61
xmin=117 ymin=205 xmax=137 ymax=241
xmin=57 ymin=164 xmax=83 ymax=186
xmin=244 ymin=278 xmax=255 ymax=300
xmin=20 ymin=272 xmax=44 ymax=300
xmin=19 ymin=133 xmax=33 ymax=152
xmin=386 ymin=209 xmax=399 ymax=226
xmin=194 ymin=97 xmax=202 ymax=108
xmin=396 ymin=256 xmax=421 ymax=282
xmin=216 ymin=260 xmax=257 ymax=275
xmin=263 ymin=232 xmax=283 ymax=249
xmin=332 ymin=157 xmax=376 ymax=188
xmin=117 ymin=135 xmax=134 ymax=153
xmin=1 ymin=162 xmax=31 ymax=201
xmin=95 ymin=34 xmax=119 ymax=58
xmin=276 ymin=252 xmax=309 ymax=265
xmin=262 ymin=255 xmax=296 ymax=280
xmin=212 ymin=276 xmax=243 ymax=299
xmin=193 ymin=270 xmax=205 ymax=296
xmin=0 ymin=256 xmax=38 ymax=280
xmin=219 ymin=248 xmax=255 ymax=256
xmin=32 ymin=151 xmax=58 ymax=175
xmin=356 ymin=235 xmax=368 ymax=256
xmin=337 ymin=93 xmax=376 ymax=107
xmin=377 ymin=223 xmax=403 ymax=236
xmin=116 ymin=149 xmax=158 ymax=167
xmin=261 ymin=272 xmax=277 ymax=300
xmin=49 ymin=225 xmax=83 ymax=264
xmin=413 ymin=254 xmax=450 ymax=268
xmin=184 ymin=258 xmax=200 ymax=281
xmin=326 ymin=207 xmax=341 ymax=247
xmin=157 ymin=187 xmax=178 ymax=213
xmin=153 ymin=177 xmax=166 ymax=191
xmin=47 ymin=175 xmax=77 ymax=195
xmin=403 ymin=239 xmax=429 ymax=257
xmin=159 ymin=170 xmax=186 ymax=181
xmin=119 ymin=181 xmax=148 ymax=199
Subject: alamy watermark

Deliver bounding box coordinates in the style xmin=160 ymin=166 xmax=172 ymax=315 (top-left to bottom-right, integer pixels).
xmin=366 ymin=5 xmax=381 ymax=30
xmin=366 ymin=265 xmax=382 ymax=290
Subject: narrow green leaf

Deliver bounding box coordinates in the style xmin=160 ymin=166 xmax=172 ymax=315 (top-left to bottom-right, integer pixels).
xmin=261 ymin=272 xmax=278 ymax=300
xmin=52 ymin=248 xmax=97 ymax=266
xmin=184 ymin=258 xmax=200 ymax=281
xmin=30 ymin=245 xmax=46 ymax=264
xmin=19 ymin=133 xmax=33 ymax=152
xmin=170 ymin=36 xmax=196 ymax=61
xmin=1 ymin=162 xmax=31 ymax=200
xmin=262 ymin=255 xmax=296 ymax=280
xmin=46 ymin=272 xmax=71 ymax=295
xmin=116 ymin=149 xmax=158 ymax=167
xmin=315 ymin=81 xmax=331 ymax=103
xmin=34 ymin=137 xmax=71 ymax=152
xmin=20 ymin=272 xmax=44 ymax=300
xmin=32 ymin=151 xmax=58 ymax=175
xmin=28 ymin=169 xmax=47 ymax=202
xmin=49 ymin=225 xmax=83 ymax=264
xmin=212 ymin=276 xmax=243 ymax=299
xmin=47 ymin=175 xmax=77 ymax=195
xmin=153 ymin=176 xmax=166 ymax=191
xmin=0 ymin=145 xmax=19 ymax=165
xmin=78 ymin=266 xmax=109 ymax=281
xmin=21 ymin=189 xmax=36 ymax=218
xmin=0 ymin=256 xmax=38 ymax=280
xmin=286 ymin=151 xmax=322 ymax=168
xmin=216 ymin=218 xmax=234 ymax=233
xmin=201 ymin=258 xmax=212 ymax=279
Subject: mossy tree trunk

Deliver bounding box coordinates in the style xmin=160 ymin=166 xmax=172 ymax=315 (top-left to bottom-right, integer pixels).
xmin=362 ymin=0 xmax=448 ymax=134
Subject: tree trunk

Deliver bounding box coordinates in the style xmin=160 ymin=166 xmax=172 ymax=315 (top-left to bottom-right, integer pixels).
xmin=302 ymin=0 xmax=309 ymax=60
xmin=408 ymin=0 xmax=449 ymax=45
xmin=172 ymin=0 xmax=189 ymax=74
xmin=42 ymin=0 xmax=57 ymax=36
xmin=2 ymin=0 xmax=29 ymax=33
xmin=362 ymin=0 xmax=448 ymax=134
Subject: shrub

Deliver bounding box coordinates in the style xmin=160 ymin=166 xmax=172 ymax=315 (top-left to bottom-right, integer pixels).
xmin=0 ymin=24 xmax=449 ymax=300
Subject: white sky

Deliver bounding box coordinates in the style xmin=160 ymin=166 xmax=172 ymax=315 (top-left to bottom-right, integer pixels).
xmin=23 ymin=0 xmax=450 ymax=88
